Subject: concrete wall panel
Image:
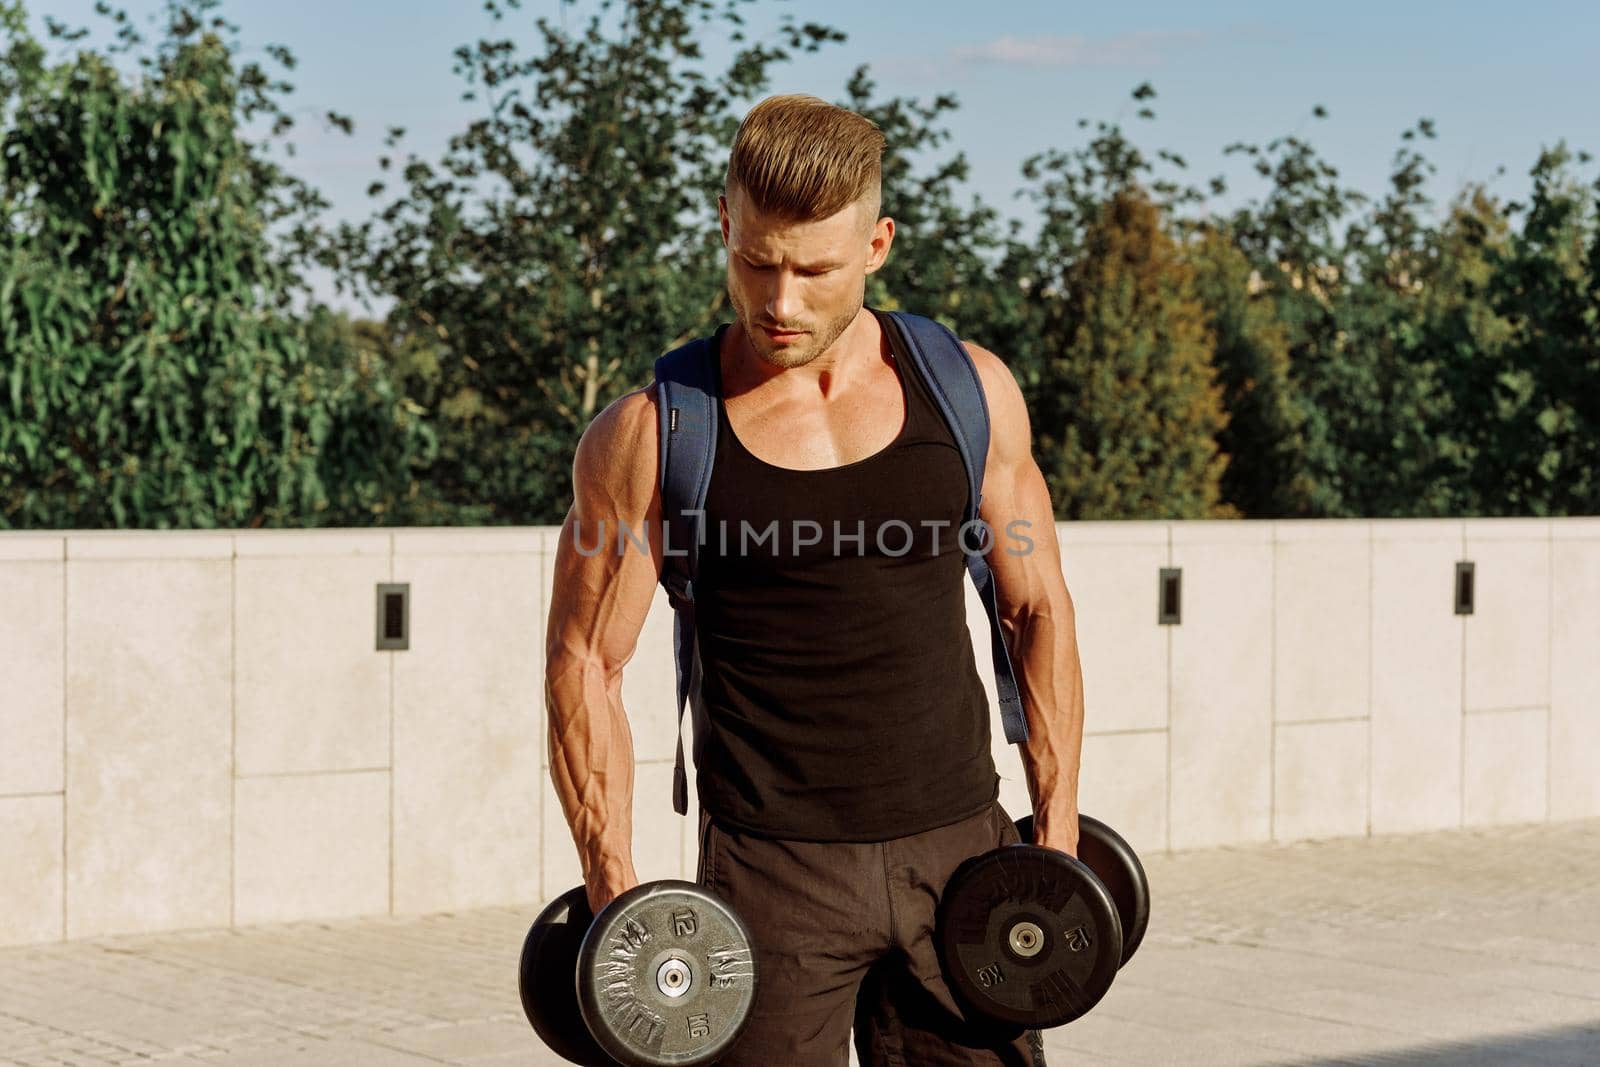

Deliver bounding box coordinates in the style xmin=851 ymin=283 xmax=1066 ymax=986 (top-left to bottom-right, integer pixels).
xmin=65 ymin=545 xmax=232 ymax=938
xmin=1274 ymin=719 xmax=1369 ymax=843
xmin=1169 ymin=526 xmax=1274 ymax=850
xmin=0 ymin=518 xmax=1583 ymax=946
xmin=1370 ymin=528 xmax=1463 ymax=835
xmin=1551 ymin=534 xmax=1600 ymax=819
xmin=1058 ymin=537 xmax=1170 ymax=735
xmin=1077 ymin=730 xmax=1167 ymax=859
xmin=1463 ymin=522 xmax=1550 ymax=713
xmin=0 ymin=795 xmax=62 ymax=945
xmin=234 ymin=771 xmax=389 ymax=925
xmin=391 ymin=546 xmax=541 ymax=915
xmin=0 ymin=544 xmax=64 ymax=795
xmin=235 ymin=535 xmax=392 ymax=775
xmin=1273 ymin=523 xmax=1371 ymax=724
xmin=1463 ymin=709 xmax=1548 ymax=827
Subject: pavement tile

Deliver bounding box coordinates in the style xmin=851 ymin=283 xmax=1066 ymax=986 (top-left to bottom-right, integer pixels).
xmin=2 ymin=818 xmax=1597 ymax=1066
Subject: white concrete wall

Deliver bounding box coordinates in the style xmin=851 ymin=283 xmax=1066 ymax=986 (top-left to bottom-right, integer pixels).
xmin=2 ymin=518 xmax=1596 ymax=946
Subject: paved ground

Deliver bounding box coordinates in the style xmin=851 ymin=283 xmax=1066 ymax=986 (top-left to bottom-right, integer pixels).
xmin=2 ymin=819 xmax=1598 ymax=1066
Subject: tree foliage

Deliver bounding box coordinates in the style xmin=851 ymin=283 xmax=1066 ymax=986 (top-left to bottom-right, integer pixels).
xmin=1007 ymin=87 xmax=1232 ymax=518
xmin=3 ymin=0 xmax=1598 ymax=529
xmin=335 ymin=0 xmax=844 ymax=523
xmin=0 ymin=0 xmax=433 ymax=529
xmin=1184 ymin=224 xmax=1312 ymax=518
xmin=1480 ymin=145 xmax=1600 ymax=514
xmin=1035 ymin=190 xmax=1232 ymax=519
xmin=848 ymin=68 xmax=1018 ymax=334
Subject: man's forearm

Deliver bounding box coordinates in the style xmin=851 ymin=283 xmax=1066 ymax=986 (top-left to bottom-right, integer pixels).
xmin=545 ymin=657 xmax=639 ymax=888
xmin=1006 ymin=598 xmax=1086 ymax=849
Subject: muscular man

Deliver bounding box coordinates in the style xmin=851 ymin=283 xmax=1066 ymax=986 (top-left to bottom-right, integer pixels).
xmin=545 ymin=93 xmax=1086 ymax=1066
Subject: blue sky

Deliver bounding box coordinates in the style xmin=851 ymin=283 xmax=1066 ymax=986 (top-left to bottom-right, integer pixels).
xmin=26 ymin=1 xmax=1600 ymax=315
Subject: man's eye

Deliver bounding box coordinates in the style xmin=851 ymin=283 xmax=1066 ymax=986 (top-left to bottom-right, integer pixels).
xmin=742 ymin=261 xmax=829 ymax=276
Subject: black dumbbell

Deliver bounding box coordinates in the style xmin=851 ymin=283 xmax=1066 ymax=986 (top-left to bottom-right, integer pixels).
xmin=1015 ymin=813 xmax=1150 ymax=965
xmin=518 ymin=879 xmax=759 ymax=1067
xmin=934 ymin=812 xmax=1151 ymax=1031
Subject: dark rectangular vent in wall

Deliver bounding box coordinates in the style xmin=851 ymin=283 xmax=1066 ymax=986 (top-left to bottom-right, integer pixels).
xmin=1455 ymin=561 xmax=1475 ymax=616
xmin=1159 ymin=567 xmax=1182 ymax=625
xmin=377 ymin=583 xmax=409 ymax=650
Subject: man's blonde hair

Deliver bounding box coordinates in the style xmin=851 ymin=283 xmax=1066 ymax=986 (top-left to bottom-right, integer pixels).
xmin=725 ymin=94 xmax=884 ymax=224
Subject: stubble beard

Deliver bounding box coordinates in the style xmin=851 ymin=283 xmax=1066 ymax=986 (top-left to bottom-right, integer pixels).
xmin=727 ymin=283 xmax=864 ymax=371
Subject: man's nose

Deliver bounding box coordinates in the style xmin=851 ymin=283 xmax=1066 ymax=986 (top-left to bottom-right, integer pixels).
xmin=765 ymin=271 xmax=800 ymax=326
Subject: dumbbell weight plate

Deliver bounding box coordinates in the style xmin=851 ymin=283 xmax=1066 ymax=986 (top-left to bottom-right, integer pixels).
xmin=576 ymin=879 xmax=758 ymax=1067
xmin=935 ymin=844 xmax=1123 ymax=1030
xmin=1015 ymin=813 xmax=1150 ymax=965
xmin=519 ymin=885 xmax=618 ymax=1066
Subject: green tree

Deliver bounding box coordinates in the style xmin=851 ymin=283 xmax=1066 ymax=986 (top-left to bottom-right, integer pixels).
xmin=1184 ymin=224 xmax=1312 ymax=517
xmin=1323 ymin=119 xmax=1462 ymax=517
xmin=298 ymin=306 xmax=460 ymax=523
xmin=1218 ymin=110 xmax=1367 ymax=516
xmin=843 ymin=67 xmax=1025 ymax=361
xmin=1481 ymin=144 xmax=1600 ymax=513
xmin=340 ymin=0 xmax=845 ymax=525
xmin=1009 ymin=85 xmax=1211 ymax=415
xmin=1035 ymin=190 xmax=1232 ymax=519
xmin=1401 ymin=185 xmax=1512 ymax=515
xmin=0 ymin=0 xmax=431 ymax=529
xmin=1008 ymin=85 xmax=1229 ymax=518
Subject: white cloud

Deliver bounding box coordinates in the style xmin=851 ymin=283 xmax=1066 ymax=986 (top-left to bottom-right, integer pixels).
xmin=947 ymin=29 xmax=1206 ymax=69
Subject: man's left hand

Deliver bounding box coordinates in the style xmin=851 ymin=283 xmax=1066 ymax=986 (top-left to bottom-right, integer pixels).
xmin=1031 ymin=809 xmax=1080 ymax=859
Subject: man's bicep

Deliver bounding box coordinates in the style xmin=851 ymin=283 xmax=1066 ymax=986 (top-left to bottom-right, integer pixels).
xmin=984 ymin=453 xmax=1067 ymax=620
xmin=545 ymin=390 xmax=664 ymax=677
xmin=966 ymin=343 xmax=1069 ymax=617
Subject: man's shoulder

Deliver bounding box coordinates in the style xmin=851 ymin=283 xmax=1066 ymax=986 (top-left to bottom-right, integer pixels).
xmin=580 ymin=385 xmax=659 ymax=454
xmin=574 ymin=386 xmax=660 ymax=512
xmin=952 ymin=340 xmax=1030 ymax=465
xmin=886 ymin=309 xmax=1012 ymax=397
xmin=956 ymin=339 xmax=1024 ymax=415
xmin=956 ymin=338 xmax=1007 ymax=384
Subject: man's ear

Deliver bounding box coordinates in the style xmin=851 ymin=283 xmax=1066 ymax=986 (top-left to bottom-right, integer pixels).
xmin=866 ymin=215 xmax=894 ymax=275
xmin=717 ymin=195 xmax=730 ymax=245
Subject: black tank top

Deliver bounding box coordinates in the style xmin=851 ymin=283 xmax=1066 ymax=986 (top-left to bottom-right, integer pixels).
xmin=690 ymin=307 xmax=1000 ymax=841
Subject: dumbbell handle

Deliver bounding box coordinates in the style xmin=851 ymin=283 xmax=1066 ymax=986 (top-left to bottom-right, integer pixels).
xmin=1015 ymin=811 xmax=1149 ymax=967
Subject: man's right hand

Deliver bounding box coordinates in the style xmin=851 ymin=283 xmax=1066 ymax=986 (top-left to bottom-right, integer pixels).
xmin=585 ymin=870 xmax=639 ymax=917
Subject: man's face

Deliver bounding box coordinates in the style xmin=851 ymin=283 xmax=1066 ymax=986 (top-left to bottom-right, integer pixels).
xmin=719 ymin=185 xmax=893 ymax=370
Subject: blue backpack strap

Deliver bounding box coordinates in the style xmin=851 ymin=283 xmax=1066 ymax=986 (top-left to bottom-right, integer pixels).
xmin=883 ymin=310 xmax=1030 ymax=747
xmin=654 ymin=331 xmax=721 ymax=816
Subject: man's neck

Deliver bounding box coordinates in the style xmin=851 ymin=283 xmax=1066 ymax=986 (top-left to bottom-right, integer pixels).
xmin=726 ymin=309 xmax=885 ymax=398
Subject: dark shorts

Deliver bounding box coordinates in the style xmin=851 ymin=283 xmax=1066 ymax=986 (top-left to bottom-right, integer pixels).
xmin=697 ymin=798 xmax=1047 ymax=1067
